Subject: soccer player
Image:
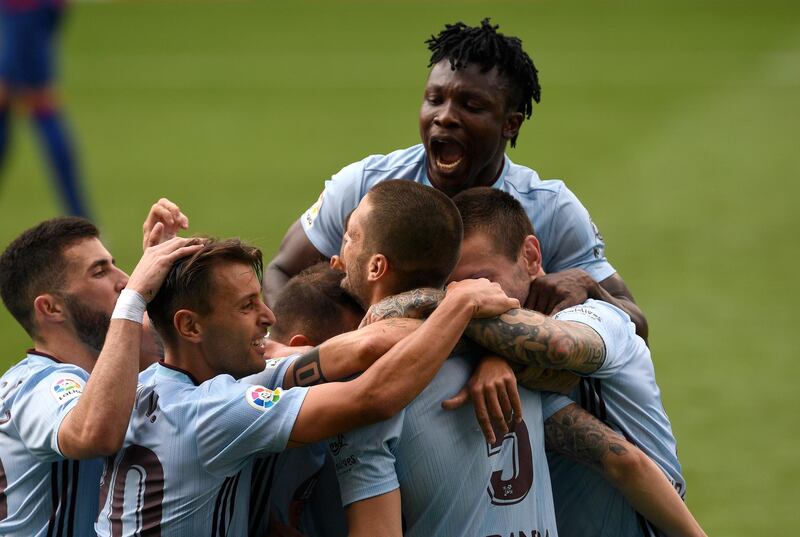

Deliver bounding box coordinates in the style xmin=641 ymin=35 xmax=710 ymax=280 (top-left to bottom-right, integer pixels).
xmin=446 ymin=186 xmax=705 ymax=536
xmin=94 ymin=236 xmax=515 ymax=535
xmin=0 ymin=0 xmax=88 ymax=217
xmin=0 ymin=214 xmax=201 ymax=536
xmin=249 ymin=263 xmax=361 ymax=537
xmin=265 ymin=18 xmax=648 ymax=340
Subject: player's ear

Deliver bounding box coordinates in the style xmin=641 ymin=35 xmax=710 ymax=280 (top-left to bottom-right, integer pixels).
xmin=330 ymin=255 xmax=344 ymax=271
xmin=33 ymin=293 xmax=68 ymax=325
xmin=174 ymin=309 xmax=202 ymax=343
xmin=521 ymin=235 xmax=542 ymax=276
xmin=367 ymin=254 xmax=389 ymax=283
xmin=502 ymin=111 xmax=524 ymax=141
xmin=289 ymin=334 xmax=311 ymax=347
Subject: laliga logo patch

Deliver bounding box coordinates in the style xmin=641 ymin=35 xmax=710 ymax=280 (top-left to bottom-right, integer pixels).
xmin=50 ymin=377 xmax=84 ymax=405
xmin=302 ymin=192 xmax=324 ymax=229
xmin=246 ymin=386 xmax=282 ymax=411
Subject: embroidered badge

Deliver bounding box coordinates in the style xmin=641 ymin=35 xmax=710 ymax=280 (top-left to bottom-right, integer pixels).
xmin=246 ymin=386 xmax=282 ymax=411
xmin=50 ymin=377 xmax=84 ymax=405
xmin=302 ymin=192 xmax=324 ymax=229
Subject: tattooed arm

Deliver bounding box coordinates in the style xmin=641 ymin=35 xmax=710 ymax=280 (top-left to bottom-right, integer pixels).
xmin=546 ymin=405 xmax=707 ymax=537
xmin=463 ymin=308 xmax=606 ymax=374
xmin=281 ymin=318 xmax=423 ymax=388
xmin=359 ymin=288 xmax=445 ymax=327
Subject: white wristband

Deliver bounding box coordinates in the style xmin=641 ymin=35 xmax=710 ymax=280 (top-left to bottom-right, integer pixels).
xmin=111 ymin=289 xmax=147 ymax=324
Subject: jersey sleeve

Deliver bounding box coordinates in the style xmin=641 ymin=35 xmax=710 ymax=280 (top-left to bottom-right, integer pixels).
xmin=553 ymin=299 xmax=636 ymax=378
xmin=540 ymin=392 xmax=575 ymax=420
xmin=300 ymin=160 xmax=368 ymax=258
xmin=14 ymin=369 xmax=89 ymax=460
xmin=541 ymin=183 xmax=616 ymax=282
xmin=240 ymin=354 xmax=300 ymax=389
xmin=195 ymin=377 xmax=309 ymax=477
xmin=329 ymin=412 xmax=404 ymax=506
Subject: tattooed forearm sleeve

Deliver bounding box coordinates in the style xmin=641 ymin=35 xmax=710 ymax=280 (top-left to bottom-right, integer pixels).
xmin=464 ymin=308 xmax=605 ymax=374
xmin=291 ymin=348 xmax=326 ymax=387
xmin=360 ymin=287 xmax=445 ymax=327
xmin=544 ymin=404 xmax=628 ymax=471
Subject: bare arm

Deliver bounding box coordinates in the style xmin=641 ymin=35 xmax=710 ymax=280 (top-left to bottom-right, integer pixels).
xmin=597 ymin=273 xmax=648 ymax=344
xmin=346 ymin=490 xmax=402 ymax=537
xmin=281 ymin=318 xmax=422 ymax=388
xmin=264 ymin=221 xmax=326 ymax=307
xmin=287 ymin=279 xmax=519 ymax=445
xmin=58 ymin=237 xmax=203 ymax=458
xmin=464 ymin=308 xmax=606 ymax=374
xmin=545 ymin=404 xmax=706 ymax=537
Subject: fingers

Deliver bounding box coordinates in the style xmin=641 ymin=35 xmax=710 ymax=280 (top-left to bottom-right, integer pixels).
xmin=142 ymin=198 xmax=189 ymax=250
xmin=484 ymin=385 xmax=508 ymax=438
xmin=441 ymin=387 xmax=469 ymax=410
xmin=505 ymin=376 xmax=523 ymax=422
xmin=551 ymin=299 xmax=572 ymax=316
xmin=144 ymin=222 xmax=164 ymax=249
xmin=471 ymin=389 xmax=496 ymax=445
xmin=496 ymin=384 xmax=514 ymax=424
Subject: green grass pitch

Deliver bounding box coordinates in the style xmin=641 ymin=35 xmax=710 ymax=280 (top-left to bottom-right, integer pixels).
xmin=0 ymin=1 xmax=798 ymax=534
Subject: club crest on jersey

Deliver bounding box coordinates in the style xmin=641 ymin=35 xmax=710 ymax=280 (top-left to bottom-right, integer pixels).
xmin=302 ymin=192 xmax=324 ymax=229
xmin=246 ymin=386 xmax=282 ymax=411
xmin=50 ymin=377 xmax=84 ymax=405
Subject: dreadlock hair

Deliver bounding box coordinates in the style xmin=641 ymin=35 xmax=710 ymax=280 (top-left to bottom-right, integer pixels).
xmin=426 ymin=18 xmax=541 ymax=147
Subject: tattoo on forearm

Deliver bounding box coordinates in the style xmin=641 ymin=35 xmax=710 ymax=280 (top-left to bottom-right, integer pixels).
xmin=362 ymin=287 xmax=445 ymax=325
xmin=544 ymin=405 xmax=628 ymax=471
xmin=292 ymin=348 xmax=326 ymax=387
xmin=465 ymin=309 xmax=606 ymax=373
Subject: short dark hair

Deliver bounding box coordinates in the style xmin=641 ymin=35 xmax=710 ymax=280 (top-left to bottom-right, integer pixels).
xmin=269 ymin=263 xmax=363 ymax=345
xmin=426 ymin=18 xmax=541 ymax=147
xmin=364 ymin=180 xmax=463 ymax=291
xmin=147 ymin=238 xmax=263 ymax=346
xmin=452 ymin=187 xmax=534 ymax=261
xmin=0 ymin=217 xmax=99 ymax=337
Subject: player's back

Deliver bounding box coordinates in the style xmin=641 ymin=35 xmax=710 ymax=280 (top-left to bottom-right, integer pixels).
xmin=0 ymin=352 xmax=102 ymax=537
xmin=95 ymin=361 xmax=307 ymax=537
xmin=334 ymin=354 xmax=563 ymax=537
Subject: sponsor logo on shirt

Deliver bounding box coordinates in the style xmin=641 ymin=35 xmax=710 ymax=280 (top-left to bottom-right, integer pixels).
xmin=50 ymin=377 xmax=84 ymax=405
xmin=302 ymin=192 xmax=324 ymax=229
xmin=555 ymin=305 xmax=601 ymax=322
xmin=264 ymin=358 xmax=282 ymax=369
xmin=246 ymin=386 xmax=282 ymax=411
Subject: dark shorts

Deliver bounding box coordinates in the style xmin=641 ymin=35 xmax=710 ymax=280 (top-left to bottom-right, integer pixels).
xmin=0 ymin=4 xmax=63 ymax=88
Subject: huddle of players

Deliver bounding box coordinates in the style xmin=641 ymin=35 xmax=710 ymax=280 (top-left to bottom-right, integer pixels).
xmin=0 ymin=19 xmax=708 ymax=537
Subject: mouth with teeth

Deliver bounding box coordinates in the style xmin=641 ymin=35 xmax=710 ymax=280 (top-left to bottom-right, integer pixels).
xmin=252 ymin=335 xmax=268 ymax=354
xmin=431 ymin=139 xmax=465 ymax=173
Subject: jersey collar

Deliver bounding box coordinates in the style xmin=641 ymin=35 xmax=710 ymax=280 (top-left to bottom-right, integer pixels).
xmin=27 ymin=349 xmax=64 ymax=364
xmin=156 ymin=360 xmax=201 ymax=386
xmin=421 ymin=154 xmax=510 ymax=189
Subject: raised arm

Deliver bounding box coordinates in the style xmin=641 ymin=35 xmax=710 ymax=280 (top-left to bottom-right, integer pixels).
xmin=545 ymin=404 xmax=706 ymax=537
xmin=287 ymin=279 xmax=519 ymax=445
xmin=58 ymin=236 xmax=203 ymax=458
xmin=263 ymin=221 xmax=326 ymax=307
xmin=464 ymin=307 xmax=605 ymax=374
xmin=281 ymin=318 xmax=422 ymax=388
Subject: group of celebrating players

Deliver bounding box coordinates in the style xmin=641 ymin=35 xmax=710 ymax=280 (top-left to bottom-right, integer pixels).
xmin=0 ymin=19 xmax=708 ymax=537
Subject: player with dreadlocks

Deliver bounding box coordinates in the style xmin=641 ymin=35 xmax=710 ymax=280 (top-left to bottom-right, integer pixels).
xmin=265 ymin=18 xmax=648 ymax=342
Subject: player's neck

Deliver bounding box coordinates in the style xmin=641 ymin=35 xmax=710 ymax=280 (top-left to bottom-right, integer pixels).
xmin=161 ymin=345 xmax=216 ymax=384
xmin=32 ymin=333 xmax=98 ymax=373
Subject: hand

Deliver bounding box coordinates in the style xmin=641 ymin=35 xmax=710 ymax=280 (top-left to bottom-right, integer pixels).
xmin=526 ymin=268 xmax=598 ymax=315
xmin=142 ymin=198 xmax=189 ymax=251
xmin=127 ymin=236 xmax=204 ymax=301
xmin=359 ymin=288 xmax=444 ymax=328
xmin=446 ymin=278 xmax=520 ymax=318
xmin=441 ymin=355 xmax=522 ymax=444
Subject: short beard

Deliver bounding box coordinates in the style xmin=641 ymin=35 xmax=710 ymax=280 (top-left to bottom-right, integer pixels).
xmin=62 ymin=294 xmax=111 ymax=354
xmin=341 ymin=253 xmax=372 ymax=309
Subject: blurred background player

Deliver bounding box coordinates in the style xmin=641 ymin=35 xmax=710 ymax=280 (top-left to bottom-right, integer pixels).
xmin=0 ymin=0 xmax=89 ymax=217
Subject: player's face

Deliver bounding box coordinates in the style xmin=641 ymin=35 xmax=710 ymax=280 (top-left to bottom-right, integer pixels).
xmin=449 ymin=231 xmax=532 ymax=304
xmin=338 ymin=198 xmax=373 ymax=307
xmin=59 ymin=238 xmax=129 ymax=353
xmin=202 ymin=262 xmax=276 ymax=378
xmin=419 ymin=61 xmax=520 ymax=197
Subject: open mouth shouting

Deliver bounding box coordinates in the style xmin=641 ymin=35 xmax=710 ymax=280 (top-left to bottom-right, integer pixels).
xmin=252 ymin=334 xmax=268 ymax=354
xmin=430 ymin=138 xmax=466 ymax=174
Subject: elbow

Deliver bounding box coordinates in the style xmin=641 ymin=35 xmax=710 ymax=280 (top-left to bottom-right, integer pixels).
xmin=81 ymin=422 xmax=126 ymax=456
xmin=361 ymin=385 xmax=403 ymax=422
xmin=604 ymin=447 xmax=650 ymax=487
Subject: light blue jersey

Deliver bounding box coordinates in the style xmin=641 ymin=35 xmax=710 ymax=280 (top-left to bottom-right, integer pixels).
xmin=246 ymin=356 xmax=347 ymax=537
xmin=301 ymin=144 xmax=614 ymax=282
xmin=549 ymin=299 xmax=684 ymax=537
xmin=0 ymin=350 xmax=103 ymax=537
xmin=95 ymin=361 xmax=308 ymax=537
xmin=332 ymin=354 xmax=571 ymax=537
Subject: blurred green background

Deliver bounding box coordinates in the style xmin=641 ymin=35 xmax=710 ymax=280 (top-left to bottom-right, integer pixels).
xmin=1 ymin=0 xmax=798 ymax=533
